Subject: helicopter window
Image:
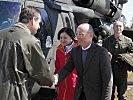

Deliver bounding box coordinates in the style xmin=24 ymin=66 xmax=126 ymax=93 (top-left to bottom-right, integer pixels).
xmin=65 ymin=17 xmax=71 ymax=28
xmin=0 ymin=1 xmax=21 ymax=30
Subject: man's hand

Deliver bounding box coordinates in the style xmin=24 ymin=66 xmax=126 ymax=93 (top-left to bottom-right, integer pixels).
xmin=49 ymin=74 xmax=58 ymax=88
xmin=108 ymin=52 xmax=112 ymax=61
xmin=50 ymin=83 xmax=56 ymax=88
xmin=54 ymin=74 xmax=58 ymax=85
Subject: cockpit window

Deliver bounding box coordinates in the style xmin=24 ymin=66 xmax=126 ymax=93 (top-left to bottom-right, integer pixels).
xmin=0 ymin=1 xmax=21 ymax=30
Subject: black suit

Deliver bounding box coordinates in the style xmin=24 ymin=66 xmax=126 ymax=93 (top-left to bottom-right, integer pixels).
xmin=58 ymin=43 xmax=113 ymax=100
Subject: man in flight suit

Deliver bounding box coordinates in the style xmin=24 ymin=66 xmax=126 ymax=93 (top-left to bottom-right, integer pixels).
xmin=0 ymin=6 xmax=54 ymax=100
xmin=103 ymin=21 xmax=133 ymax=100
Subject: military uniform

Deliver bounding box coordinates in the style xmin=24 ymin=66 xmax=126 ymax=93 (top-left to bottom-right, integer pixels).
xmin=0 ymin=22 xmax=54 ymax=100
xmin=119 ymin=53 xmax=133 ymax=71
xmin=103 ymin=35 xmax=133 ymax=100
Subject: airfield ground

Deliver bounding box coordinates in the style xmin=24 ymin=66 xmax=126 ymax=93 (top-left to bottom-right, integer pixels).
xmin=114 ymin=72 xmax=133 ymax=100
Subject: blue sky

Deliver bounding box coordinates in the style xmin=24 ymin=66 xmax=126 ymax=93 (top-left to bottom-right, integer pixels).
xmin=122 ymin=0 xmax=133 ymax=26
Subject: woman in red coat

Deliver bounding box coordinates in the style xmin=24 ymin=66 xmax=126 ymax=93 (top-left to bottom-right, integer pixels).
xmin=55 ymin=27 xmax=78 ymax=100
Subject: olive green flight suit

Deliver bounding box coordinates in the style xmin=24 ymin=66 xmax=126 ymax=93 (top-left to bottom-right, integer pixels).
xmin=103 ymin=35 xmax=133 ymax=100
xmin=0 ymin=22 xmax=54 ymax=100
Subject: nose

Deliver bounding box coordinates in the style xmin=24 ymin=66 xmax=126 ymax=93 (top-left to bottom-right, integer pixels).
xmin=60 ymin=38 xmax=64 ymax=42
xmin=62 ymin=39 xmax=66 ymax=42
xmin=38 ymin=22 xmax=42 ymax=29
xmin=38 ymin=24 xmax=40 ymax=29
xmin=76 ymin=34 xmax=81 ymax=39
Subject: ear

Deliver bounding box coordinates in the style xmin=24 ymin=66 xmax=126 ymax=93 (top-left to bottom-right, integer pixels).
xmin=89 ymin=32 xmax=94 ymax=38
xmin=31 ymin=17 xmax=36 ymax=25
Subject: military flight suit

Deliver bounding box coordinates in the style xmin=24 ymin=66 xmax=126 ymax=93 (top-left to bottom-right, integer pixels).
xmin=0 ymin=22 xmax=54 ymax=100
xmin=103 ymin=35 xmax=133 ymax=100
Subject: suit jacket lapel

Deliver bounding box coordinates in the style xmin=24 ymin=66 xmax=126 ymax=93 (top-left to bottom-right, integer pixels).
xmin=84 ymin=43 xmax=96 ymax=72
xmin=76 ymin=46 xmax=84 ymax=73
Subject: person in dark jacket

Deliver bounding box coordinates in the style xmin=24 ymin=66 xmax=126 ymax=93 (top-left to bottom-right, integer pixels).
xmin=0 ymin=6 xmax=54 ymax=100
xmin=103 ymin=21 xmax=133 ymax=100
xmin=54 ymin=23 xmax=113 ymax=100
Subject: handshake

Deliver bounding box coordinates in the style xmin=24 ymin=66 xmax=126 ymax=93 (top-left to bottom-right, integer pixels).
xmin=50 ymin=74 xmax=59 ymax=88
xmin=31 ymin=74 xmax=59 ymax=100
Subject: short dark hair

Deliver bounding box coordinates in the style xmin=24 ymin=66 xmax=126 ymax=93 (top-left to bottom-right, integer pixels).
xmin=19 ymin=6 xmax=41 ymax=24
xmin=58 ymin=27 xmax=75 ymax=40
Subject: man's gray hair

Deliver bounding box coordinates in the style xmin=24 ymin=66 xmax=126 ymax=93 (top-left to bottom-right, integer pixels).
xmin=113 ymin=21 xmax=124 ymax=27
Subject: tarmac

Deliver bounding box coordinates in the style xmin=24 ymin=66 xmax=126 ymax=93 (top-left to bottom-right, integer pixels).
xmin=126 ymin=72 xmax=133 ymax=100
xmin=114 ymin=72 xmax=133 ymax=100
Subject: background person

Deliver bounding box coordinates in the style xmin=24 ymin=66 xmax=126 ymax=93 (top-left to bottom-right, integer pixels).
xmin=0 ymin=6 xmax=54 ymax=100
xmin=55 ymin=27 xmax=78 ymax=100
xmin=103 ymin=21 xmax=133 ymax=100
xmin=54 ymin=23 xmax=113 ymax=100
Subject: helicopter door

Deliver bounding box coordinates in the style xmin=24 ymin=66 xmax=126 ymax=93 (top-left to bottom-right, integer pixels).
xmin=44 ymin=4 xmax=76 ymax=73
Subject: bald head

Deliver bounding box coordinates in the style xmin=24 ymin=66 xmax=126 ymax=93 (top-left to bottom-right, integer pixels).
xmin=76 ymin=23 xmax=94 ymax=48
xmin=77 ymin=23 xmax=94 ymax=34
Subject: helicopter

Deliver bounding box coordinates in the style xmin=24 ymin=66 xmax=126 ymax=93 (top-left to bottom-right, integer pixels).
xmin=1 ymin=0 xmax=132 ymax=99
xmin=0 ymin=0 xmax=128 ymax=73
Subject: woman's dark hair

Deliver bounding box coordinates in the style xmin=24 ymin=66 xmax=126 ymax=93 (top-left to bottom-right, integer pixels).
xmin=19 ymin=6 xmax=41 ymax=24
xmin=58 ymin=27 xmax=75 ymax=40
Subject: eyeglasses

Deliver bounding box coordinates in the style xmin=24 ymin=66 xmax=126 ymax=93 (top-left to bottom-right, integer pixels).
xmin=76 ymin=32 xmax=88 ymax=37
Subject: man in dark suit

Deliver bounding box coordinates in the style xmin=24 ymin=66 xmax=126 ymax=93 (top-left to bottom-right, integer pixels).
xmin=54 ymin=23 xmax=113 ymax=100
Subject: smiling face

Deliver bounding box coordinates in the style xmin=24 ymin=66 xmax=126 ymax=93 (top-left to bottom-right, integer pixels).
xmin=76 ymin=28 xmax=88 ymax=46
xmin=76 ymin=23 xmax=94 ymax=48
xmin=59 ymin=32 xmax=72 ymax=46
xmin=113 ymin=21 xmax=124 ymax=38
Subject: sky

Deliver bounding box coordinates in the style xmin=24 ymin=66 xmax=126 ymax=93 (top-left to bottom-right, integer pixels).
xmin=122 ymin=0 xmax=133 ymax=26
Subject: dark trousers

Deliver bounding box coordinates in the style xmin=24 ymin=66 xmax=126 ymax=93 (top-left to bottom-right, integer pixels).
xmin=31 ymin=87 xmax=57 ymax=100
xmin=111 ymin=63 xmax=127 ymax=100
xmin=79 ymin=91 xmax=86 ymax=100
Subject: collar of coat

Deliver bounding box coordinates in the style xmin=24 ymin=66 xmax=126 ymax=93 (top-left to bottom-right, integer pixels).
xmin=57 ymin=40 xmax=78 ymax=54
xmin=14 ymin=22 xmax=31 ymax=35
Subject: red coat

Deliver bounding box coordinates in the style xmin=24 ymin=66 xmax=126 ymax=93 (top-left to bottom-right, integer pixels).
xmin=55 ymin=41 xmax=78 ymax=100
